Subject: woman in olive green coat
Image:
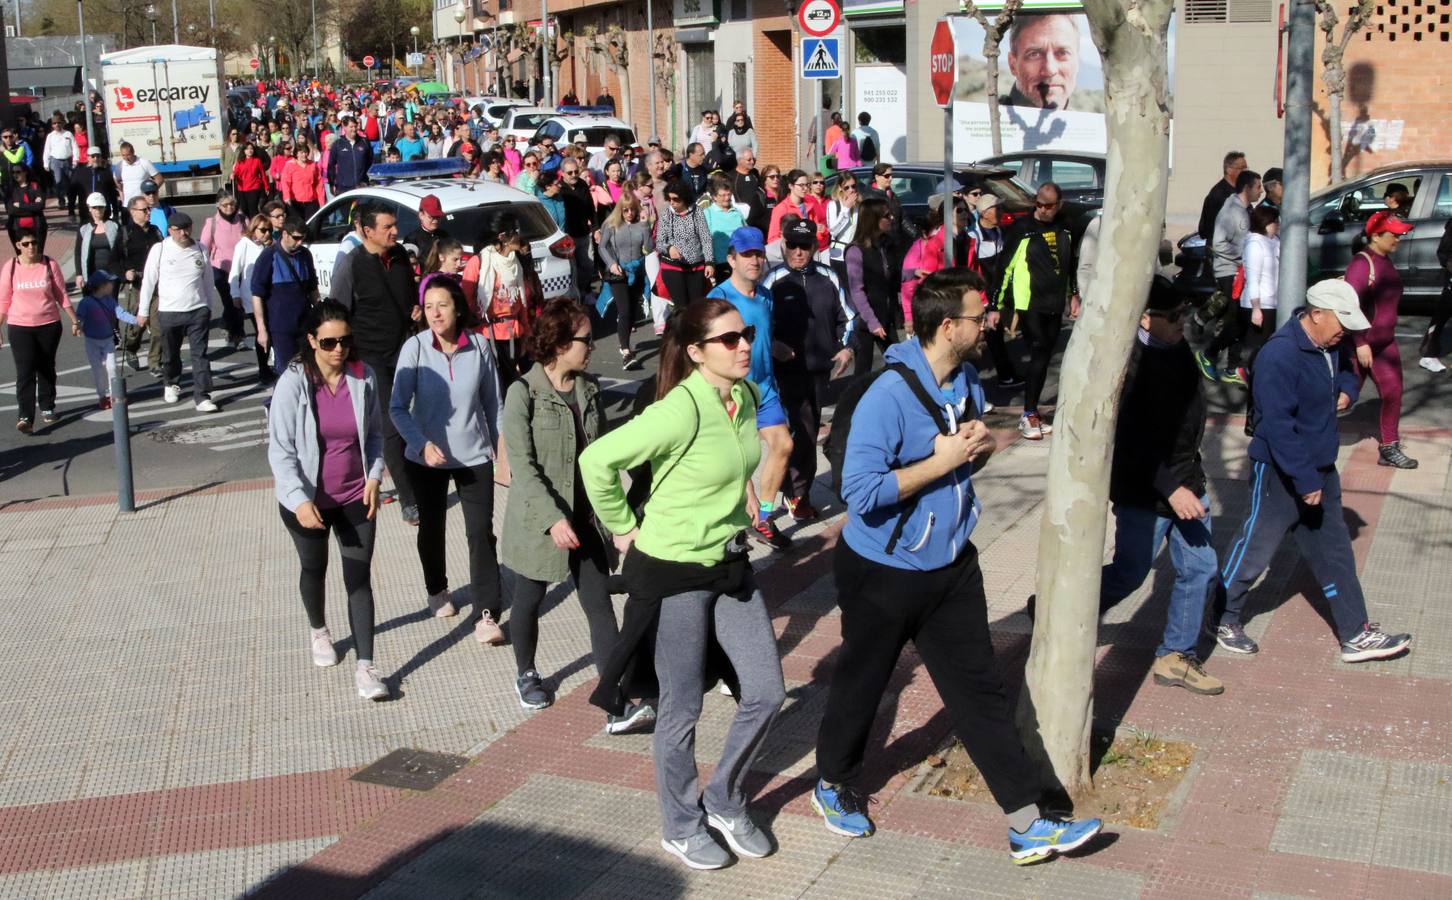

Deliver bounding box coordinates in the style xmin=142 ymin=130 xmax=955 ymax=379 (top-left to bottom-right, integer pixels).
xmin=500 ymin=299 xmax=655 ymax=733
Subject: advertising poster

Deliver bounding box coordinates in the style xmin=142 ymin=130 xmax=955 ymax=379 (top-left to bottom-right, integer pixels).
xmin=949 ymin=8 xmax=1176 ymax=160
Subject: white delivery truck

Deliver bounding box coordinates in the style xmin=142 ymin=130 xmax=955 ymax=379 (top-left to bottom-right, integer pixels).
xmin=100 ymin=44 xmax=226 ymax=198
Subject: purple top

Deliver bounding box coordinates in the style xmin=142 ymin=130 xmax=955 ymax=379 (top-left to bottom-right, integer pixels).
xmin=314 ymin=379 xmax=366 ymax=508
xmin=1345 ymin=250 xmax=1401 ymax=349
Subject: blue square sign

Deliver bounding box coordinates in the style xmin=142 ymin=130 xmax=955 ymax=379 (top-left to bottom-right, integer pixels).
xmin=802 ymin=37 xmax=840 ymax=79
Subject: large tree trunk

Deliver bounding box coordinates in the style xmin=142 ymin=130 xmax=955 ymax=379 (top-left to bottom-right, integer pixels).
xmin=1327 ymin=85 xmax=1343 ymax=184
xmin=1015 ymin=0 xmax=1175 ymax=797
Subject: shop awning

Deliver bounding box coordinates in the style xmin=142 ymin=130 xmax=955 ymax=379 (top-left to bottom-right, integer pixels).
xmin=7 ymin=66 xmax=82 ymax=96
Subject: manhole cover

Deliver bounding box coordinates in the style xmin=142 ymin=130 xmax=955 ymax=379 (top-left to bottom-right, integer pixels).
xmin=349 ymin=748 xmax=469 ymax=791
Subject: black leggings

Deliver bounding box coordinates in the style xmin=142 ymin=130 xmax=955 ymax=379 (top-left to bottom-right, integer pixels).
xmin=407 ymin=459 xmax=501 ymax=617
xmin=1019 ymin=309 xmax=1062 ymax=413
xmin=659 ymin=262 xmax=709 ymax=308
xmin=237 ymin=188 xmax=264 ymax=219
xmin=1420 ymin=286 xmax=1452 ymax=359
xmin=607 ymin=273 xmax=645 ymax=351
xmin=508 ymin=523 xmax=618 ymax=676
xmin=280 ymin=501 xmax=377 ymax=660
xmin=7 ymin=320 xmax=62 ymax=421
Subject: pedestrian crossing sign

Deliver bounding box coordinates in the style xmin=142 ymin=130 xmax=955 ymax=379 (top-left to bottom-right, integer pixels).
xmin=802 ymin=37 xmax=840 ymax=79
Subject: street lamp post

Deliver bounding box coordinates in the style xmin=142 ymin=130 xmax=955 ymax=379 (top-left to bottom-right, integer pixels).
xmin=268 ymin=35 xmax=276 ymax=79
xmin=411 ymin=25 xmax=420 ymax=56
xmin=541 ymin=3 xmax=550 ymax=107
xmin=646 ymin=0 xmax=656 ymax=139
xmin=145 ymin=4 xmax=157 ymax=45
xmin=453 ymin=7 xmax=466 ymax=93
xmin=76 ymin=1 xmax=95 ymax=159
xmin=311 ymin=0 xmax=318 ymax=77
xmin=170 ymin=0 xmax=178 ymax=43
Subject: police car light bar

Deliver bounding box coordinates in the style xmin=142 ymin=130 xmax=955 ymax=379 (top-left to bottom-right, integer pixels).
xmin=367 ymin=157 xmax=471 ymax=183
xmin=557 ymin=106 xmax=614 ymax=116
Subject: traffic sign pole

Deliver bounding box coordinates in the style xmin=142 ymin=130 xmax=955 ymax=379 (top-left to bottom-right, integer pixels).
xmin=930 ymin=17 xmax=959 ymax=267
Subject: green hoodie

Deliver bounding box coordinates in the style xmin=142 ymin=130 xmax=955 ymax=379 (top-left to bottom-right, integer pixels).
xmin=580 ymin=369 xmax=761 ymax=564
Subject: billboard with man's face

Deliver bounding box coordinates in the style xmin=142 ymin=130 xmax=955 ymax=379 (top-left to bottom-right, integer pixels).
xmin=949 ymin=9 xmax=1176 ymax=159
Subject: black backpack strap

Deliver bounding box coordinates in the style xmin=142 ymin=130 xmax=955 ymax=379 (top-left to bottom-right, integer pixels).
xmin=881 ymin=363 xmax=954 ymax=555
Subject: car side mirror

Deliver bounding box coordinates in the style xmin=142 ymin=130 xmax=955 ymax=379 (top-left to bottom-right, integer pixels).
xmin=1319 ymin=213 xmax=1344 ymax=235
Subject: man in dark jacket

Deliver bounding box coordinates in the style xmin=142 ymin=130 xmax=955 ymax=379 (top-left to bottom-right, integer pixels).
xmin=762 ymin=217 xmax=855 ymax=520
xmin=1099 ymin=278 xmax=1222 ymax=695
xmin=1213 ymin=280 xmax=1412 ymax=663
xmin=996 ymin=181 xmax=1078 ymax=440
xmin=329 ymin=199 xmax=420 ymax=523
xmin=114 ymin=195 xmax=164 ymax=372
xmin=557 ymin=159 xmax=596 ymax=300
xmin=71 ymin=147 xmax=120 ymax=217
xmin=728 ymin=149 xmax=767 ymax=233
xmin=1196 ymin=151 xmax=1246 ymax=242
xmin=326 ymin=119 xmax=372 ymax=194
xmin=401 ymin=193 xmax=450 ymax=265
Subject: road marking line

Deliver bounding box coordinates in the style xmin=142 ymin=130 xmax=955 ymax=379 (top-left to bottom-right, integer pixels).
xmin=210 ymin=437 xmax=268 ymax=452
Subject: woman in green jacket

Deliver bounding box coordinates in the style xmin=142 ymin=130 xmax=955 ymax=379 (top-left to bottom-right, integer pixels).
xmin=580 ymin=297 xmax=786 ymax=872
xmin=500 ymin=299 xmax=653 ymax=733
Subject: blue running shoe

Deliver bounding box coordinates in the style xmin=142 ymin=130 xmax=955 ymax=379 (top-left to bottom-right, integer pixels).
xmin=1008 ymin=816 xmax=1103 ymax=865
xmin=811 ymin=779 xmax=874 ymax=837
xmin=1193 ymin=350 xmax=1218 ymax=382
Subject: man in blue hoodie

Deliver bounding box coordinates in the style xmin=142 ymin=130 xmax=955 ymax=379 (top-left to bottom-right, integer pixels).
xmin=1213 ymin=279 xmax=1412 ymax=663
xmin=811 ymin=268 xmax=1103 ymax=866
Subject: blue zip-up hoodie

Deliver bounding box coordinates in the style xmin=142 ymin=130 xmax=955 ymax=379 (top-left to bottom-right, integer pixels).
xmin=841 ymin=337 xmax=985 ymax=571
xmin=1248 ymin=311 xmax=1361 ymax=495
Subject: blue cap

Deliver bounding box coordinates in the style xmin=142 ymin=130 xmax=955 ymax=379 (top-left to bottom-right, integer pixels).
xmin=728 ymin=226 xmax=766 ymax=255
xmin=85 ymin=269 xmax=120 ymax=292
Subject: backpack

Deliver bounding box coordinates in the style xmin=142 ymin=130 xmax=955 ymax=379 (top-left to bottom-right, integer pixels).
xmin=859 ymin=133 xmax=877 ymax=162
xmin=824 ymin=362 xmax=964 ymax=554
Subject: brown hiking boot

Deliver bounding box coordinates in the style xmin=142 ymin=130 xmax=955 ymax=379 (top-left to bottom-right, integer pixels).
xmin=1152 ymin=652 xmax=1224 ymax=696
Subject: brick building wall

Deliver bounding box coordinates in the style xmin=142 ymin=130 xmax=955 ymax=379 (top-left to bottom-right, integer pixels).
xmin=752 ymin=0 xmax=797 ymax=168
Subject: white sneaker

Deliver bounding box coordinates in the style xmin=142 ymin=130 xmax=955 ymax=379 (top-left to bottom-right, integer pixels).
xmin=356 ymin=663 xmax=388 ymax=700
xmin=1418 ymin=357 xmax=1447 ymax=373
xmin=163 ymin=384 xmax=180 ymax=404
xmin=982 ymin=401 xmax=995 ymax=415
xmin=195 ymin=397 xmax=219 ymax=413
xmin=311 ymin=628 xmax=339 ymax=667
xmin=426 ymin=591 xmax=457 ymax=618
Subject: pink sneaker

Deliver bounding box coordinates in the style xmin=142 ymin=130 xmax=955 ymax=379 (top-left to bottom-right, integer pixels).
xmin=475 ymin=611 xmax=505 ymax=645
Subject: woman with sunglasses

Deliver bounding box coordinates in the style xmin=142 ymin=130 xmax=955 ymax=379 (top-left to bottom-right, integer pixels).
xmin=391 ymin=277 xmax=507 ymax=644
xmin=500 ymin=299 xmax=650 ymax=727
xmin=425 ymin=122 xmax=448 ymax=160
xmin=591 ymin=158 xmax=626 ymax=224
xmin=726 ymin=112 xmax=758 ymax=159
xmin=268 ymin=301 xmax=388 ymax=700
xmin=767 ymin=168 xmax=811 ymax=247
xmin=597 ymin=191 xmax=654 ymax=369
xmin=826 ymin=175 xmax=859 ymax=274
xmin=280 ymin=141 xmax=323 ymax=222
xmin=844 ymin=199 xmax=897 ymax=375
xmin=0 ymin=226 xmax=77 ymax=433
xmin=657 ymin=178 xmax=715 ymax=309
xmin=500 ymin=137 xmax=523 ymax=182
xmin=228 ymin=214 xmax=276 ymax=383
xmin=580 ymin=298 xmax=785 ymax=871
xmin=222 ymin=129 xmax=245 ymax=189
xmin=803 ymin=174 xmax=832 ymax=259
xmin=462 ymin=209 xmax=540 ymax=381
xmin=6 ymin=165 xmax=47 ymax=253
xmin=512 ymin=151 xmax=541 ymax=194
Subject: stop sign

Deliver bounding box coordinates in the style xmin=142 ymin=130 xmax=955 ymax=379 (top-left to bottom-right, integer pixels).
xmin=248 ymin=57 xmax=260 ymax=71
xmin=929 ymin=19 xmax=957 ymax=109
xmin=363 ymin=54 xmax=376 ymax=69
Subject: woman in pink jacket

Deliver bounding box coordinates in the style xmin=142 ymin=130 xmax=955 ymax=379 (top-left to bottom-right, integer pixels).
xmin=0 ymin=226 xmax=78 ymax=433
xmin=280 ymin=141 xmax=324 ymax=222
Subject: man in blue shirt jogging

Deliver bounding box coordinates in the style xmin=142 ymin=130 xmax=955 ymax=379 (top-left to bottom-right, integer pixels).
xmin=707 ymin=227 xmax=794 ymax=550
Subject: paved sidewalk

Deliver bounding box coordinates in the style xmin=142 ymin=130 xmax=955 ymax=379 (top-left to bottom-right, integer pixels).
xmin=2 ymin=347 xmax=1451 ymax=898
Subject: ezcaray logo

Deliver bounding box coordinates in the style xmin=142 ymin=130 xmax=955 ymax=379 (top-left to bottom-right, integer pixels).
xmin=134 ymin=84 xmax=211 ymax=104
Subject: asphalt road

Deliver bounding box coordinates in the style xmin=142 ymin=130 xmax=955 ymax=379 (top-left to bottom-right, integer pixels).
xmin=0 ymin=202 xmax=656 ymax=505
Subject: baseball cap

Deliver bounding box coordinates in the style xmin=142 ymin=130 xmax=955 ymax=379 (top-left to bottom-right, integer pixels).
xmin=975 ymin=194 xmax=1000 ymax=214
xmin=85 ymin=269 xmax=120 ymax=292
xmin=1365 ymin=209 xmax=1413 ymax=237
xmin=571 ymin=132 xmax=587 ymax=144
xmin=782 ymin=218 xmax=817 ymax=248
xmin=1305 ymin=279 xmax=1371 ymax=331
xmin=1144 ymin=276 xmax=1185 ymax=313
xmin=928 ymin=194 xmax=945 ymax=212
xmin=85 ymin=192 xmax=107 ymax=208
xmin=141 ymin=179 xmax=159 ymax=194
xmin=648 ymin=135 xmax=663 ymax=146
xmin=728 ymin=226 xmax=766 ymax=255
xmin=419 ymin=194 xmax=444 ymax=218
xmin=1262 ymin=167 xmax=1283 ymax=185
xmin=167 ymin=210 xmax=193 ymax=229
xmin=87 ymin=145 xmax=101 ymax=156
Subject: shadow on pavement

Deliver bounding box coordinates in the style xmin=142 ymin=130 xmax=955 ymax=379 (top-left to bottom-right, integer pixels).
xmin=251 ymin=821 xmax=688 ymax=899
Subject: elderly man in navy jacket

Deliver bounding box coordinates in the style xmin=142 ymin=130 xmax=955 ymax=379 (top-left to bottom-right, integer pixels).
xmin=1213 ymin=279 xmax=1412 ymax=663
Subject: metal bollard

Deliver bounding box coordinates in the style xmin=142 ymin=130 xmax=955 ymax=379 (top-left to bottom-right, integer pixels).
xmin=110 ymin=364 xmax=135 ymax=513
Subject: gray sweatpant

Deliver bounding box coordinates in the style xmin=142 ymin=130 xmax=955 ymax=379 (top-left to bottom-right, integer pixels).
xmin=653 ymin=581 xmax=786 ymax=840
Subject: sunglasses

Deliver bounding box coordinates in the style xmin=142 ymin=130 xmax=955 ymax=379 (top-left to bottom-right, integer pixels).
xmin=810 ymin=180 xmax=825 ymax=186
xmin=15 ymin=240 xmax=34 ymax=247
xmin=699 ymin=325 xmax=756 ymax=350
xmin=570 ymin=335 xmax=594 ymax=348
xmin=317 ymin=335 xmax=354 ymax=351
xmin=286 ymin=232 xmax=306 ymax=241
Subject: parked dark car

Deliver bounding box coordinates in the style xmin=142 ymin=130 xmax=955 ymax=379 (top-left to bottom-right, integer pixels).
xmin=978 ymin=150 xmax=1106 ymax=208
xmin=1177 ymin=161 xmax=1452 ymax=304
xmin=824 ymin=163 xmax=1096 ymax=242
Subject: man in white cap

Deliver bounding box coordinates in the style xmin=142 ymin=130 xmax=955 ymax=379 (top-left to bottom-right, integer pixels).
xmin=1211 ymin=279 xmax=1412 ymax=663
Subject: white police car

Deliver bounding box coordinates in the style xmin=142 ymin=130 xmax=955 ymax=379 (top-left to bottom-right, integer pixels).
xmin=530 ymin=115 xmax=637 ymax=157
xmin=305 ymin=159 xmax=575 ymax=299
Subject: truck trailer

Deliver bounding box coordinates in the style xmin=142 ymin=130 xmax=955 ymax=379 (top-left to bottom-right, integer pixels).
xmin=100 ymin=44 xmax=225 ymax=199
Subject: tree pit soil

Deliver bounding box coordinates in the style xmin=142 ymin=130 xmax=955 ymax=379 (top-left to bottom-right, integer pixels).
xmin=911 ymin=730 xmax=1196 ymax=830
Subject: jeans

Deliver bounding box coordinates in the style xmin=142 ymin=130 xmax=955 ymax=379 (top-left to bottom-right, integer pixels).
xmin=507 ymin=523 xmax=618 ymax=676
xmin=653 ymin=578 xmax=785 ymax=839
xmin=599 ymin=259 xmax=644 ymax=351
xmin=84 ymin=335 xmax=117 ymax=399
xmin=570 ymin=235 xmax=594 ymax=299
xmin=157 ymin=307 xmax=213 ymax=402
xmin=7 ymin=320 xmax=62 ymax=421
xmin=816 ymin=542 xmax=1042 ymax=816
xmin=1100 ymin=498 xmax=1217 ymax=657
xmin=279 ymin=501 xmax=377 ymax=661
xmin=264 ymin=294 xmax=310 ymax=376
xmin=1220 ymin=463 xmax=1369 ymax=643
xmin=406 ymin=459 xmax=500 ymax=616
xmin=48 ymin=160 xmax=73 ymax=213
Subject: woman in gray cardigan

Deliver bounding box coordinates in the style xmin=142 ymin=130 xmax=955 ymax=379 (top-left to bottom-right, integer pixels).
xmin=596 ymin=190 xmax=655 ymax=369
xmin=73 ymin=193 xmax=119 ymax=290
xmin=499 ymin=298 xmax=652 ymax=729
xmin=267 ymin=302 xmax=388 ymax=701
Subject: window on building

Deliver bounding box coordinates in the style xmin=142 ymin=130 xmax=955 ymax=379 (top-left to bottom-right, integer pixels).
xmin=685 ymin=45 xmax=716 ymax=129
xmin=854 ymin=25 xmax=906 ymax=66
xmin=726 ymin=0 xmax=749 ymax=21
xmin=732 ymin=63 xmax=747 ymax=110
xmin=1184 ymin=0 xmax=1271 ymax=24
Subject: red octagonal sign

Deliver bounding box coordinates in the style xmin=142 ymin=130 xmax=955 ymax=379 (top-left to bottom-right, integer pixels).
xmin=929 ymin=19 xmax=957 ymax=109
